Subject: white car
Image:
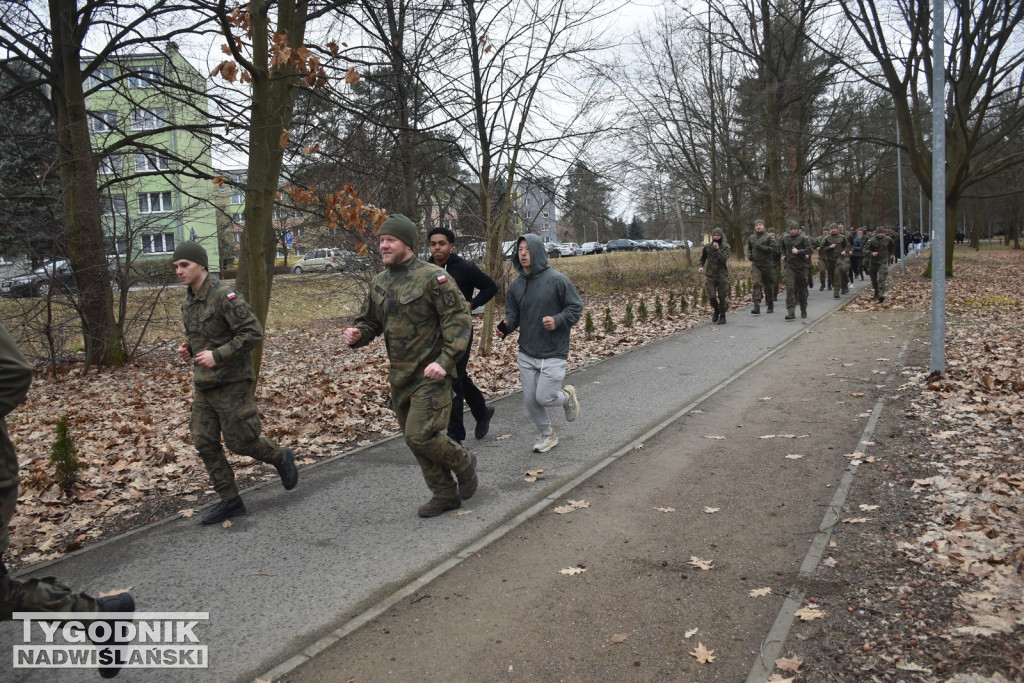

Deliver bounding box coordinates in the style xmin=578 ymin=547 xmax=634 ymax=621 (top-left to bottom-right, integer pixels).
xmin=556 ymin=242 xmax=581 ymax=257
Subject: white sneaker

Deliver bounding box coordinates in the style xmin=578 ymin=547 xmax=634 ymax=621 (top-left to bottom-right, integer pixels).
xmin=563 ymin=385 xmax=580 ymax=422
xmin=533 ymin=430 xmax=558 ymax=453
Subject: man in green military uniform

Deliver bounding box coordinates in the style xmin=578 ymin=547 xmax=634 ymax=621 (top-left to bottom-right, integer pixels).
xmin=746 ymin=218 xmax=776 ymax=314
xmin=865 ymin=227 xmax=892 ymax=303
xmin=343 ymin=214 xmax=478 ymax=518
xmin=780 ymin=219 xmax=813 ymax=320
xmin=818 ymin=223 xmax=838 ymax=291
xmin=698 ymin=227 xmax=731 ymax=325
xmin=1 ymin=322 xmax=135 ymax=678
xmin=824 ymin=223 xmax=851 ymax=298
xmin=174 ymin=241 xmax=298 ymax=525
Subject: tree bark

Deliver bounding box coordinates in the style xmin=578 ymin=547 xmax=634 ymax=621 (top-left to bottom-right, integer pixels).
xmin=49 ymin=0 xmax=124 ymax=370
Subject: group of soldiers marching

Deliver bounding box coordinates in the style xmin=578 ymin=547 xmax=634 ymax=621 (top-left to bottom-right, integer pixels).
xmin=736 ymin=219 xmax=903 ymax=323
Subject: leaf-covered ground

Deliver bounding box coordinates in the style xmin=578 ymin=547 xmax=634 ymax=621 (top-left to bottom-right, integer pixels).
xmin=7 ymin=247 xmax=1023 ymax=683
xmin=793 ymin=248 xmax=1024 ymax=681
xmin=7 ymin=282 xmax=711 ymax=568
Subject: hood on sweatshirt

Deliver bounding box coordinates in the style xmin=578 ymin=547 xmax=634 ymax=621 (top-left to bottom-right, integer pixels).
xmin=711 ymin=228 xmax=728 ymax=246
xmin=512 ymin=233 xmax=550 ymax=277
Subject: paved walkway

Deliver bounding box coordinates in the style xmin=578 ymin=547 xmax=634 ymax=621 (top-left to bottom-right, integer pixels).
xmin=4 ymin=278 xmax=882 ymax=682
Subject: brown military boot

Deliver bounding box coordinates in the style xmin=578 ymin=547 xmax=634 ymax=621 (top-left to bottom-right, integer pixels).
xmin=418 ymin=495 xmax=461 ymax=518
xmin=457 ymin=453 xmax=478 ymax=500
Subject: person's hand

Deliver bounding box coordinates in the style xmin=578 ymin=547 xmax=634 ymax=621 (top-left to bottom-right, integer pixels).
xmin=542 ymin=315 xmax=556 ymax=331
xmin=828 ymin=243 xmax=835 ymax=249
xmin=466 ymin=301 xmax=473 ymax=314
xmin=343 ymin=327 xmax=361 ymax=346
xmin=698 ymin=267 xmax=704 ymax=274
xmin=871 ymin=251 xmax=879 ymax=257
xmin=194 ymin=350 xmax=216 ymax=368
xmin=792 ymin=247 xmax=799 ymax=254
xmin=712 ymin=242 xmax=719 ymax=250
xmin=496 ymin=320 xmax=509 ymax=339
xmin=424 ymin=362 xmax=446 ymax=380
xmin=176 ymin=342 xmax=191 ymax=361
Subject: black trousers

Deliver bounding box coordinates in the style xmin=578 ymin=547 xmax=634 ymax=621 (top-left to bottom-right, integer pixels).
xmin=448 ymin=327 xmax=489 ymax=442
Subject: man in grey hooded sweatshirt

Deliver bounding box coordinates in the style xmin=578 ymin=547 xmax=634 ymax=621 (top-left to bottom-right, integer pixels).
xmin=496 ymin=234 xmax=584 ymax=453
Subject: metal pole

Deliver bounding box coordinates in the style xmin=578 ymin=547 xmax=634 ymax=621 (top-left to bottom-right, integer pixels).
xmin=897 ymin=124 xmax=905 ymax=270
xmin=930 ymin=0 xmax=946 ymax=375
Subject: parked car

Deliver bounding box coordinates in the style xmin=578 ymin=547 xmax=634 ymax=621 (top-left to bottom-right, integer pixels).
xmin=651 ymin=239 xmax=675 ymax=250
xmin=292 ymin=248 xmax=368 ymax=273
xmin=605 ymin=239 xmax=637 ymax=252
xmin=556 ymin=242 xmax=581 ymax=257
xmin=0 ymin=258 xmax=122 ymax=298
xmin=580 ymin=241 xmax=603 ymax=255
xmin=545 ymin=242 xmax=562 ymax=258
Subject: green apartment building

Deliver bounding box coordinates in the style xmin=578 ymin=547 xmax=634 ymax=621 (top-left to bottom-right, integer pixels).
xmin=87 ymin=43 xmax=219 ymax=273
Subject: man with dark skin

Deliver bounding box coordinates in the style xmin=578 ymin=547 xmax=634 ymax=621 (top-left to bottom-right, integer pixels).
xmin=427 ymin=226 xmax=498 ymax=443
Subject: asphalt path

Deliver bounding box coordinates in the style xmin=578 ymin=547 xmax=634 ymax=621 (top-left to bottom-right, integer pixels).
xmin=4 ymin=279 xmax=869 ymax=682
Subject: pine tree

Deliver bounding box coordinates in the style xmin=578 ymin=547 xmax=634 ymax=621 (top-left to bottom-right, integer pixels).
xmin=667 ymin=291 xmax=676 ymax=315
xmin=50 ymin=416 xmax=85 ymax=495
xmin=680 ymin=293 xmax=688 ymax=312
xmin=654 ymin=295 xmax=664 ymax=319
xmin=700 ymin=288 xmax=708 ymax=307
xmin=584 ymin=310 xmax=595 ymax=340
xmin=622 ymin=302 xmax=634 ymax=328
xmin=603 ymin=307 xmax=616 ymax=333
xmin=637 ymin=300 xmax=648 ymax=322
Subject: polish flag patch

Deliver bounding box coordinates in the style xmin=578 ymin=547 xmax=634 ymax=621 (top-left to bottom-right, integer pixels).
xmin=436 ymin=274 xmax=448 ymax=284
xmin=227 ymin=292 xmax=238 ymax=300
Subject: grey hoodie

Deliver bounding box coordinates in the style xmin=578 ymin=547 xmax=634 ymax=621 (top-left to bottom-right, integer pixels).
xmin=503 ymin=234 xmax=583 ymax=359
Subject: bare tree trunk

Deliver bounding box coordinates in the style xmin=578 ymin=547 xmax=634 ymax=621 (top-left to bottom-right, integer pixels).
xmin=232 ymin=0 xmax=309 ymax=377
xmin=49 ymin=0 xmax=124 ymax=370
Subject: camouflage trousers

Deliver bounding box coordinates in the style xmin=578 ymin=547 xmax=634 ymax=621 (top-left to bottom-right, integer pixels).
xmin=819 ymin=259 xmax=836 ymax=288
xmin=392 ymin=377 xmax=472 ymax=500
xmin=785 ymin=268 xmax=810 ymax=314
xmin=191 ymin=381 xmax=282 ymax=501
xmin=750 ymin=263 xmax=775 ymax=305
xmin=772 ymin=264 xmax=782 ymax=300
xmin=705 ymin=276 xmax=729 ymax=314
xmin=834 ymin=259 xmax=849 ymax=293
xmin=869 ymin=261 xmax=889 ymax=298
xmin=1 ymin=449 xmax=98 ymax=619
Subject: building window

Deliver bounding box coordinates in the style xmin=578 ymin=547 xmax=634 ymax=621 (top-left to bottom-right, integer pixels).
xmin=130 ymin=108 xmax=166 ymax=131
xmin=138 ymin=191 xmax=173 ymax=214
xmin=91 ymin=111 xmax=118 ymax=133
xmin=135 ymin=153 xmax=170 ymax=172
xmin=128 ymin=66 xmax=163 ymax=88
xmin=100 ymin=194 xmax=127 ymax=215
xmin=98 ymin=154 xmax=122 ymax=175
xmin=230 ymin=189 xmax=244 ymax=205
xmin=142 ymin=233 xmax=175 ymax=254
xmin=106 ymin=237 xmax=128 ymax=254
xmin=87 ymin=67 xmax=114 ymax=91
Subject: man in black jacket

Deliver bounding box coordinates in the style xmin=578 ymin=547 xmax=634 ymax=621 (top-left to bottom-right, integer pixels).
xmin=427 ymin=227 xmax=499 ymax=442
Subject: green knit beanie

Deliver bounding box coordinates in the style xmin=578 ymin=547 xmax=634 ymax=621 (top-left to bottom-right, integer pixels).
xmin=379 ymin=214 xmax=419 ymax=250
xmin=172 ymin=241 xmax=208 ymax=268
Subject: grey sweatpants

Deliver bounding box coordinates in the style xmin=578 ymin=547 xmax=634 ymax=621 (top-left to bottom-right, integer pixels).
xmin=517 ymin=352 xmax=569 ymax=436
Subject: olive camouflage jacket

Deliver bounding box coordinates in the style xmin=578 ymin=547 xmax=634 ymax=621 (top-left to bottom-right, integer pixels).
xmin=182 ymin=275 xmax=263 ymax=390
xmin=351 ymin=256 xmax=471 ymax=389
